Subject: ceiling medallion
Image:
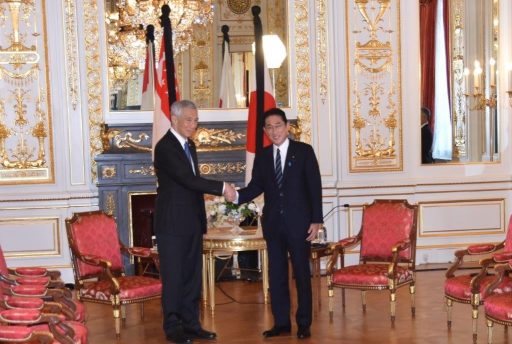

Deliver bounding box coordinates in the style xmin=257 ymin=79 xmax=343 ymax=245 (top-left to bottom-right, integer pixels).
xmin=227 ymin=0 xmax=251 ymax=15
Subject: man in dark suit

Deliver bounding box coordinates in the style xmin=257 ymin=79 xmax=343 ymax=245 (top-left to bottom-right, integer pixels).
xmin=153 ymin=100 xmax=235 ymax=344
xmin=235 ymin=108 xmax=323 ymax=339
xmin=421 ymin=107 xmax=434 ymax=163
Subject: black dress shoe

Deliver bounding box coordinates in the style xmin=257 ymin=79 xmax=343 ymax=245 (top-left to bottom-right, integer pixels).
xmin=297 ymin=326 xmax=311 ymax=339
xmin=184 ymin=328 xmax=217 ymax=340
xmin=262 ymin=325 xmax=291 ymax=337
xmin=166 ymin=330 xmax=193 ymax=344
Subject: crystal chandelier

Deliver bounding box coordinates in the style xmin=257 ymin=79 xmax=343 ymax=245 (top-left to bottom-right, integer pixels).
xmin=105 ymin=0 xmax=214 ymax=89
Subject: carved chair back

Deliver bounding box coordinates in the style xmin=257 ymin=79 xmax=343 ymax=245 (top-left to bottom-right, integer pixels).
xmin=359 ymin=199 xmax=418 ymax=265
xmin=66 ymin=211 xmax=124 ymax=281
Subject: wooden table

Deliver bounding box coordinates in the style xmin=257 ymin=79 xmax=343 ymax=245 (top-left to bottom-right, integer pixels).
xmin=202 ymin=227 xmax=269 ymax=315
xmin=310 ymin=244 xmax=332 ymax=309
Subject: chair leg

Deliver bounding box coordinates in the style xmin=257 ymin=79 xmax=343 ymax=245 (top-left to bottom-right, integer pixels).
xmin=409 ymin=283 xmax=416 ymax=317
xmin=113 ymin=302 xmax=121 ymax=338
xmin=121 ymin=304 xmax=127 ymax=325
xmin=361 ymin=291 xmax=367 ymax=313
xmin=472 ymin=303 xmax=479 ymax=343
xmin=342 ymin=288 xmax=346 ymax=310
xmin=328 ymin=278 xmax=334 ymax=321
xmin=390 ymin=291 xmax=396 ymax=324
xmin=487 ymin=319 xmax=493 ymax=344
xmin=445 ymin=298 xmax=453 ymax=329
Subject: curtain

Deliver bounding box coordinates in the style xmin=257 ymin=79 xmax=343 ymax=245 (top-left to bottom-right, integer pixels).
xmin=419 ymin=0 xmax=437 ymax=128
xmin=431 ymin=0 xmax=452 ymax=160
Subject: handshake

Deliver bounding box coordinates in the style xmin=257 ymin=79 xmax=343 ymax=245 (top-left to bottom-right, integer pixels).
xmin=223 ymin=182 xmax=237 ymax=203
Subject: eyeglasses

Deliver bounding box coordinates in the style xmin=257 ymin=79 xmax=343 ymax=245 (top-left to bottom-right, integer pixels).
xmin=264 ymin=123 xmax=286 ymax=132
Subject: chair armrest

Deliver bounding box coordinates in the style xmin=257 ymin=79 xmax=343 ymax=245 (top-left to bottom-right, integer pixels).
xmin=388 ymin=240 xmax=411 ymax=278
xmin=483 ymin=261 xmax=512 ymax=298
xmin=332 ymin=236 xmax=361 ymax=250
xmin=445 ymin=241 xmax=505 ymax=278
xmin=467 ymin=243 xmax=502 ymax=254
xmin=326 ymin=236 xmax=361 ymax=274
xmin=123 ymin=246 xmax=152 ymax=258
xmin=492 ymin=251 xmax=512 ymax=263
xmin=80 ymin=254 xmax=111 ymax=269
xmin=0 ymin=325 xmax=55 ymax=343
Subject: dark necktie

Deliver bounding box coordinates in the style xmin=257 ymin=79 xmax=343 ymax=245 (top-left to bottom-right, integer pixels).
xmin=275 ymin=148 xmax=283 ymax=189
xmin=184 ymin=141 xmax=195 ymax=175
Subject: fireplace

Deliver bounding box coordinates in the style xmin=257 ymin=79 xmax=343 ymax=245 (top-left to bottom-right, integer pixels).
xmin=128 ymin=192 xmax=157 ymax=275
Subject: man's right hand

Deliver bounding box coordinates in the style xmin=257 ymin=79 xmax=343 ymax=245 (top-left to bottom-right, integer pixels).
xmin=223 ymin=182 xmax=236 ymax=202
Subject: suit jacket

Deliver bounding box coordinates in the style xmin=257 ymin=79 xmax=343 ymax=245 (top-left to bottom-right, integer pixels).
xmin=421 ymin=124 xmax=434 ymax=163
xmin=153 ymin=130 xmax=223 ymax=236
xmin=238 ymin=140 xmax=323 ymax=239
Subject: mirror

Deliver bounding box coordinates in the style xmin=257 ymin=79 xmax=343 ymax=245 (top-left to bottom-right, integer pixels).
xmin=105 ymin=0 xmax=289 ymax=111
xmin=419 ymin=0 xmax=499 ymax=163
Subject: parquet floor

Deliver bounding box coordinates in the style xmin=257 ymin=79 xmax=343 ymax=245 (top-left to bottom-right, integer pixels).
xmin=85 ymin=270 xmax=512 ymax=343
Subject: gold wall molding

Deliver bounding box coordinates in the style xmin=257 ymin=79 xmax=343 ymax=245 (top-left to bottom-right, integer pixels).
xmin=0 ymin=0 xmax=55 ymax=185
xmin=64 ymin=0 xmax=79 ymax=111
xmin=315 ymin=0 xmax=328 ymax=103
xmin=294 ymin=0 xmax=312 ymax=144
xmin=83 ymin=0 xmax=103 ymax=181
xmin=346 ymin=0 xmax=403 ymax=172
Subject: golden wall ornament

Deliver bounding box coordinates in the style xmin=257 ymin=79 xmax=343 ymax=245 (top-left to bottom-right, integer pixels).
xmin=199 ymin=162 xmax=245 ymax=175
xmin=64 ymin=0 xmax=79 ymax=110
xmin=128 ymin=165 xmax=155 ymax=176
xmin=83 ymin=0 xmax=104 ymax=181
xmin=0 ymin=0 xmax=54 ymax=184
xmin=347 ymin=0 xmax=402 ymax=172
xmin=194 ymin=128 xmax=244 ymax=147
xmin=294 ymin=0 xmax=312 ymax=144
xmin=316 ymin=0 xmax=328 ymax=103
xmin=101 ymin=165 xmax=116 ymax=179
xmin=113 ymin=132 xmax=151 ymax=152
xmin=105 ymin=192 xmax=116 ymax=216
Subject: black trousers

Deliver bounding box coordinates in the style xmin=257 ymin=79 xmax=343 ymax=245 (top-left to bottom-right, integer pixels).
xmin=266 ymin=223 xmax=312 ymax=328
xmin=157 ymin=231 xmax=203 ymax=335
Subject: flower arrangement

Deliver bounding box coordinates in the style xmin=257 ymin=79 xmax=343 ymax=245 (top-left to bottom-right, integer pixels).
xmin=205 ymin=196 xmax=261 ymax=228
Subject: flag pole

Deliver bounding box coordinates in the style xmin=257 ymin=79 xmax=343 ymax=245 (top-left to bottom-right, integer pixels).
xmin=252 ymin=6 xmax=265 ymax=155
xmin=159 ymin=5 xmax=177 ymax=105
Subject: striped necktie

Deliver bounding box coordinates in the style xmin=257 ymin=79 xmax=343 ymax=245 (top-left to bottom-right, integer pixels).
xmin=184 ymin=141 xmax=195 ymax=175
xmin=275 ymin=148 xmax=283 ymax=189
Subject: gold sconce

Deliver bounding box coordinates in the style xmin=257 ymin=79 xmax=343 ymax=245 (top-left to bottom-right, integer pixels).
xmin=464 ymin=59 xmax=497 ymax=111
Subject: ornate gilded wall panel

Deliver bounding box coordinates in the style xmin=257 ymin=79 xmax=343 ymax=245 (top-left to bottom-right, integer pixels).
xmin=346 ymin=0 xmax=403 ymax=172
xmin=0 ymin=0 xmax=54 ymax=184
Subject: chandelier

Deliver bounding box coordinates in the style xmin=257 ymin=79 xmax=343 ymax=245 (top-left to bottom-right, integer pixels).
xmin=105 ymin=0 xmax=214 ymax=90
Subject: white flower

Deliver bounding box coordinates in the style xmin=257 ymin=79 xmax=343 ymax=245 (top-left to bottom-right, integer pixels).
xmin=218 ymin=204 xmax=226 ymax=213
xmin=248 ymin=203 xmax=256 ymax=211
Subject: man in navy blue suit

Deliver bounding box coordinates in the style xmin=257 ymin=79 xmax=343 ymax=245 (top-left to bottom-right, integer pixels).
xmin=235 ymin=107 xmax=323 ymax=339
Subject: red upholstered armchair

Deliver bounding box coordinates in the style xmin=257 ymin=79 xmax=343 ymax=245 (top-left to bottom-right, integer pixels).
xmin=0 ymin=309 xmax=86 ymax=344
xmin=483 ymin=261 xmax=512 ymax=344
xmin=444 ymin=214 xmax=512 ymax=343
xmin=0 ymin=246 xmax=64 ymax=289
xmin=326 ymin=199 xmax=418 ymax=324
xmin=65 ymin=211 xmax=161 ymax=337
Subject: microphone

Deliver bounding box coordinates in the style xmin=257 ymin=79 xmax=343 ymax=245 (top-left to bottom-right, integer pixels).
xmin=323 ymin=203 xmax=350 ymax=222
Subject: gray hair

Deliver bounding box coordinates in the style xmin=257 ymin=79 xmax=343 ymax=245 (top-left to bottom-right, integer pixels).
xmin=171 ymin=100 xmax=197 ymax=117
